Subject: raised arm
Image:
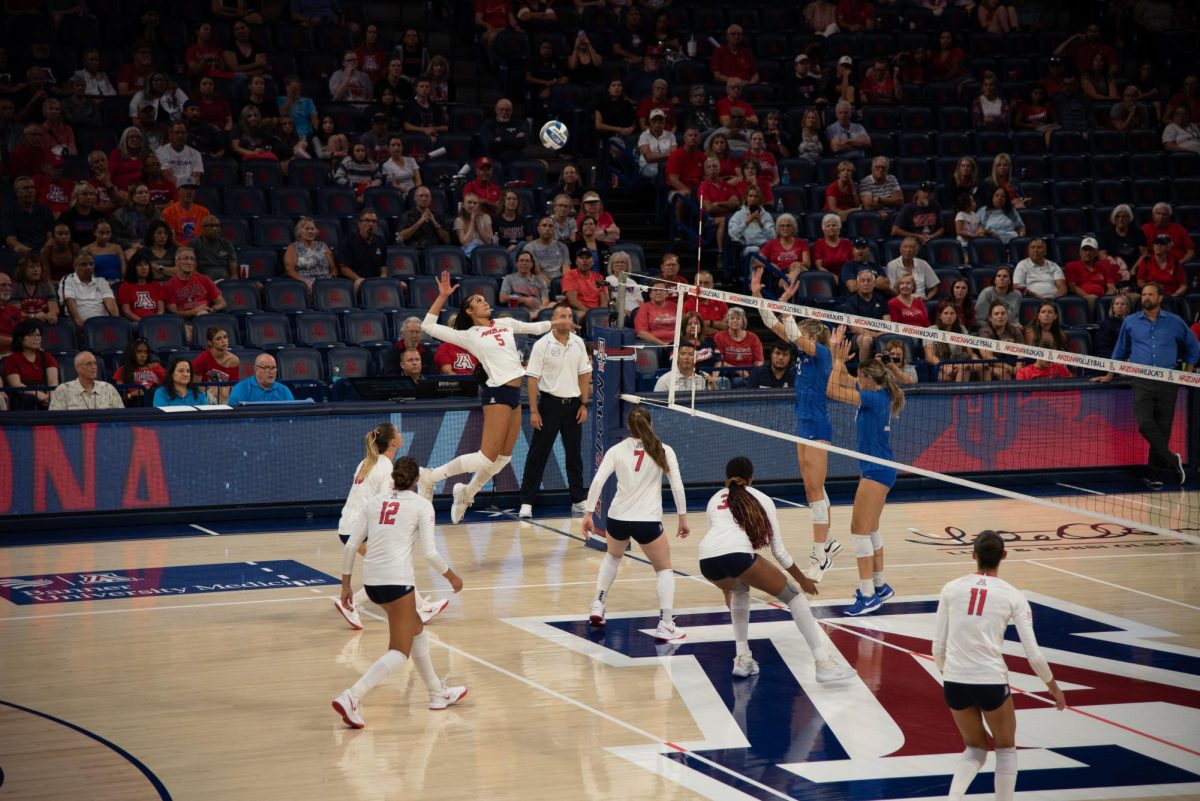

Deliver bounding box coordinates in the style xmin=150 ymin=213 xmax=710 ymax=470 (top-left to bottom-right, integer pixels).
xmin=825 ymin=326 xmax=861 ymax=405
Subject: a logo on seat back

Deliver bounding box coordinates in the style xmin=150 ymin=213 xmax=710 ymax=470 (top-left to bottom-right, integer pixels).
xmin=504 ymin=594 xmax=1200 ymax=801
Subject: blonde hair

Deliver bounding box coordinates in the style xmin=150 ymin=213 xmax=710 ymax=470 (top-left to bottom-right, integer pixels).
xmin=627 ymin=407 xmax=669 ymax=473
xmin=798 ymin=318 xmax=830 ymax=345
xmin=356 ymin=423 xmax=398 ymax=482
xmin=858 ymin=359 xmax=906 ymax=415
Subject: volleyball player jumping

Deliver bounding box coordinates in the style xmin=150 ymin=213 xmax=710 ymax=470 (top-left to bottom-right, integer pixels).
xmin=933 ymin=530 xmax=1066 ymax=801
xmin=581 ymin=407 xmax=690 ymax=641
xmin=825 ymin=326 xmax=905 ymax=616
xmin=417 ymin=271 xmax=552 ymax=522
xmin=333 ymin=423 xmax=448 ymax=630
xmin=750 ymin=266 xmax=842 ymax=581
xmin=698 ymin=456 xmax=856 ymax=682
xmin=332 ymin=456 xmax=468 ymax=729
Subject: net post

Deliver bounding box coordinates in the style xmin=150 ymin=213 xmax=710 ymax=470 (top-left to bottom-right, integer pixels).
xmin=587 ymin=327 xmax=633 ymax=550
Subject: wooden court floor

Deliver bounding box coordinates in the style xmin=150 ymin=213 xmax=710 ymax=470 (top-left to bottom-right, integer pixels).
xmin=1 ymin=496 xmax=1198 ymax=801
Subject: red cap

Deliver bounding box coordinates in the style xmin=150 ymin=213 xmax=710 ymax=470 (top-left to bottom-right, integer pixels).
xmin=476 ymin=157 xmax=493 ymax=169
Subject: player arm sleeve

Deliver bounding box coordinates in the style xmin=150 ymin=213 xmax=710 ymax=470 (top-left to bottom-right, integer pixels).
xmin=501 ymin=316 xmax=552 ymax=336
xmin=421 ymin=314 xmax=472 ymax=348
xmin=341 ymin=514 xmax=369 ymax=575
xmin=764 ymin=499 xmax=794 ymax=570
xmin=1013 ymin=594 xmax=1054 ymax=683
xmin=665 ymin=446 xmax=687 ymax=515
xmin=583 ymin=448 xmax=617 ymax=513
xmin=419 ymin=504 xmax=450 ymax=575
xmin=932 ymin=589 xmax=949 ymax=672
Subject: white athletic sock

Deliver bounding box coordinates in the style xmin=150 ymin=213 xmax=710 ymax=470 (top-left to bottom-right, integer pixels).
xmin=994 ymin=747 xmax=1018 ymax=801
xmin=349 ymin=649 xmax=406 ymax=700
xmin=873 ymin=571 xmax=886 ymax=589
xmin=859 ymin=578 xmax=875 ymax=597
xmin=352 ymin=588 xmax=369 ymax=608
xmin=655 ymin=569 xmax=674 ymax=621
xmin=730 ymin=588 xmax=751 ymax=657
xmin=809 ymin=542 xmax=822 ymax=561
xmin=463 ymin=454 xmax=509 ymax=502
xmin=410 ymin=632 xmax=441 ymax=692
xmin=430 ymin=451 xmax=492 ymax=483
xmin=595 ymin=554 xmax=621 ymax=603
xmin=786 ymin=594 xmax=825 ymax=654
xmin=948 ymin=746 xmax=987 ymax=801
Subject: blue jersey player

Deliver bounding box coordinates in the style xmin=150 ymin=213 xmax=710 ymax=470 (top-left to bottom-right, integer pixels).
xmin=826 ymin=325 xmax=906 ymax=616
xmin=750 ymin=267 xmax=843 ymax=581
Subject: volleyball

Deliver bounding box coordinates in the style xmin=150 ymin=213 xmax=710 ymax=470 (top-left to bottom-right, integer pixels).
xmin=539 ymin=119 xmax=569 ymax=150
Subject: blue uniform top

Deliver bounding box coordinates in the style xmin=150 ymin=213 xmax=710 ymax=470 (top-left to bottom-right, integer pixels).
xmin=856 ymin=388 xmax=894 ymax=464
xmin=794 ymin=342 xmax=832 ymax=424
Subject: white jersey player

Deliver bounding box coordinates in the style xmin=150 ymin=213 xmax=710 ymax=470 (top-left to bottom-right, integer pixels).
xmin=582 ymin=407 xmax=690 ymax=641
xmin=697 ymin=456 xmax=856 ymax=683
xmin=932 ymin=530 xmax=1066 ymax=801
xmin=332 ymin=424 xmax=448 ymax=630
xmin=416 ymin=271 xmax=553 ymax=523
xmin=332 ymin=456 xmax=467 ymax=729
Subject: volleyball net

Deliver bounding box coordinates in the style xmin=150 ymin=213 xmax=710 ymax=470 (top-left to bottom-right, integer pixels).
xmin=611 ymin=274 xmax=1199 ymax=542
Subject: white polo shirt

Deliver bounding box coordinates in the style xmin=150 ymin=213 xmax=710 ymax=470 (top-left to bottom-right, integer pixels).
xmin=526 ymin=329 xmax=591 ymax=398
xmin=60 ymin=274 xmax=114 ymax=322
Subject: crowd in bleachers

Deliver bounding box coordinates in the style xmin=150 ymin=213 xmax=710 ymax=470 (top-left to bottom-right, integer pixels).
xmin=1 ymin=0 xmax=1200 ymax=410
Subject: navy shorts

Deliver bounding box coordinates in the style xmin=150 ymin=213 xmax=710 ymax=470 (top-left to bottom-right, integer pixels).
xmin=861 ymin=464 xmax=897 ymax=489
xmin=364 ymin=584 xmax=414 ymax=605
xmin=607 ymin=518 xmax=663 ymax=545
xmin=699 ymin=552 xmax=757 ymax=582
xmin=943 ymin=681 xmax=1011 ymax=711
xmin=481 ymin=383 xmax=521 ymax=408
xmin=797 ymin=417 xmax=832 ymax=442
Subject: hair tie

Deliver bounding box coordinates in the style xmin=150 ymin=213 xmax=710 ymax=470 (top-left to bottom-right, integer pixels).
xmin=725 ymin=476 xmax=746 ymax=487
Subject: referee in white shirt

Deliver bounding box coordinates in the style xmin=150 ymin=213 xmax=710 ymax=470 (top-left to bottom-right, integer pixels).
xmin=519 ymin=303 xmax=593 ymax=518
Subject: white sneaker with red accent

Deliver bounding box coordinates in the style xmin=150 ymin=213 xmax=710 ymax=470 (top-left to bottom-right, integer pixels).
xmin=333 ymin=597 xmax=363 ymax=630
xmin=814 ymin=654 xmax=856 ymax=683
xmin=588 ymin=600 xmax=606 ymax=627
xmin=653 ymin=619 xmax=686 ymax=642
xmin=429 ymin=682 xmax=468 ymax=710
xmin=732 ymin=654 xmax=760 ymax=678
xmin=450 ymin=483 xmax=470 ymax=524
xmin=419 ymin=596 xmax=450 ymax=623
xmin=332 ymin=691 xmax=364 ymax=729
xmin=417 ymin=468 xmax=435 ymax=501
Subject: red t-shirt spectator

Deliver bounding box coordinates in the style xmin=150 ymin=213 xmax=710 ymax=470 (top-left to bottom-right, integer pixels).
xmin=7 ymin=144 xmax=44 ymax=179
xmin=109 ymin=150 xmax=145 ymax=189
xmin=163 ymin=272 xmax=220 ymax=312
xmin=146 ymin=179 xmax=177 ymax=207
xmin=434 ymin=342 xmax=479 ymax=375
xmin=825 ymin=180 xmax=858 ymax=211
xmin=462 ymin=180 xmax=502 ymax=210
xmin=1135 ymin=255 xmax=1187 ymax=295
xmin=1191 ymin=320 xmax=1200 ymax=342
xmin=666 ymin=147 xmax=705 ymax=193
xmin=698 ymin=178 xmax=737 ymax=217
xmin=710 ymin=47 xmax=756 ymax=82
xmin=193 ymin=350 xmax=240 ymax=384
xmin=713 ymin=330 xmax=763 ymax=367
xmin=475 ymin=0 xmax=510 ymax=29
xmin=1016 ymin=362 xmax=1071 ymax=381
xmin=716 ymin=97 xmax=756 ymax=122
xmin=812 ymin=238 xmax=853 ymax=275
xmin=561 ymin=268 xmax=604 ymax=309
xmin=117 ymin=281 xmax=164 ymax=319
xmin=185 ymin=44 xmax=223 ymax=78
xmin=33 ymin=175 xmax=75 ymax=216
xmin=682 ymin=295 xmax=728 ymax=328
xmin=634 ymin=300 xmax=678 ymax=343
xmin=1064 ymin=258 xmax=1118 ymax=297
xmin=636 ymin=98 xmax=675 ymax=129
xmin=1141 ymin=222 xmax=1194 ymax=263
xmin=759 ymin=237 xmax=809 ymax=272
xmin=2 ymin=350 xmax=58 ymax=385
xmin=837 ymin=0 xmax=876 ymax=29
xmin=116 ymin=63 xmax=153 ymax=94
xmin=887 ymin=296 xmax=930 ymax=327
xmin=0 ymin=304 xmax=24 ymax=345
xmin=114 ymin=362 xmax=166 ymax=390
xmin=197 ymin=98 xmax=232 ymax=129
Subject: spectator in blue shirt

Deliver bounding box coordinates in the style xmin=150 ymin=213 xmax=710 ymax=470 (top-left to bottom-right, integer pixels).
xmin=840 ymin=238 xmax=891 ymax=295
xmin=842 ymin=269 xmax=891 ymax=359
xmin=227 ymin=353 xmax=296 ymax=405
xmin=153 ymin=355 xmax=207 ymax=407
xmin=1107 ymin=282 xmax=1199 ymax=489
xmin=747 ymin=344 xmax=795 ymax=388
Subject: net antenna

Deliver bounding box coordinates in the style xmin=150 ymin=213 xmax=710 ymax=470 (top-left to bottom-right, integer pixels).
xmin=621 ymin=273 xmax=1198 ymax=543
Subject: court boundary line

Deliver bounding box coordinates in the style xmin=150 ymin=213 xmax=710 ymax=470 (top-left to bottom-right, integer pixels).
xmin=1025 ymin=559 xmax=1200 ymax=612
xmin=357 ymin=608 xmax=800 ymax=801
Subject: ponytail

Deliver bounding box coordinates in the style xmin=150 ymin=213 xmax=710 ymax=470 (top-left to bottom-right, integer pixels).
xmin=858 ymin=359 xmax=906 ymax=416
xmin=626 ymin=406 xmax=669 ymax=472
xmin=392 ymin=455 xmax=420 ymax=492
xmin=356 ymin=423 xmax=397 ymax=482
xmin=724 ymin=457 xmax=773 ymax=549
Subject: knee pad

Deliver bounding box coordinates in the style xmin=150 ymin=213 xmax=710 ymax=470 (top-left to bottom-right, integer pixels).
xmin=852 ymin=534 xmax=874 ymax=558
xmin=810 ymin=497 xmax=830 ymax=526
xmin=961 ymin=746 xmax=987 ymax=769
xmin=870 ymin=530 xmax=883 ymax=551
xmin=775 ymin=581 xmax=799 ymax=605
xmin=490 ymin=453 xmax=512 ymax=475
xmin=995 ymin=747 xmax=1017 ymax=775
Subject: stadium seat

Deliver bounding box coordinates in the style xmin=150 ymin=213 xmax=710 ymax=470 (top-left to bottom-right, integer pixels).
xmin=287 ymin=160 xmax=329 ymax=187
xmin=459 ymin=277 xmax=499 ymax=308
xmin=1126 ymin=129 xmax=1160 ymax=154
xmin=933 ymin=267 xmax=961 ymax=297
xmin=312 ymin=278 xmax=355 ymax=313
xmin=1017 ymin=297 xmax=1043 ymax=325
xmin=966 ymin=266 xmax=997 ymax=297
xmin=845 ymin=211 xmax=885 ymax=241
xmin=1018 ymin=209 xmax=1050 ymax=238
xmin=1169 ymin=152 xmax=1200 ymax=178
xmin=202 ymin=159 xmax=240 ymax=187
xmin=1051 ymin=208 xmax=1089 ymax=237
xmin=343 ymin=310 xmax=391 ymax=347
xmin=611 ymin=242 xmax=646 ymax=274
xmin=220 ymin=218 xmax=251 ymax=246
xmin=1050 ymin=130 xmax=1087 ymax=155
xmin=1088 ymin=129 xmax=1124 ymax=154
xmin=194 ymin=187 xmax=223 ymax=213
xmin=326 ymin=346 xmax=373 ymax=380
xmin=1090 ymin=154 xmax=1127 ymax=181
xmin=219 ymin=280 xmax=261 ymax=314
xmin=253 ymin=217 xmax=295 ymax=248
xmin=898 ymin=132 xmax=935 ymax=158
xmin=242 ymin=160 xmax=283 ymax=187
xmin=271 ymin=187 xmax=313 ymax=216
xmin=362 ymin=188 xmax=405 ymax=219
xmin=1064 ymin=329 xmax=1092 ymax=355
xmin=276 ymin=347 xmax=324 ymax=382
xmin=1129 ymin=153 xmax=1164 ymax=179
xmin=41 ymin=317 xmax=78 ymax=352
xmin=137 ymin=315 xmax=187 ymax=353
xmin=450 ymin=106 xmax=485 ymax=135
xmin=1171 ymin=178 xmax=1200 ymax=206
xmin=358 ymin=277 xmax=406 ymax=311
xmin=778 ymin=160 xmax=813 ymax=186
xmin=925 ymin=239 xmax=962 ymax=268
xmin=385 ymin=246 xmax=420 ymax=278
xmin=894 ymin=157 xmax=930 ymax=183
xmin=243 ymin=312 xmax=294 ymax=350
xmin=1014 ymin=156 xmax=1048 ymax=180
xmin=224 ymin=186 xmax=267 ymax=217
xmin=316 ymin=187 xmax=358 ymax=218
xmin=423 ymin=245 xmax=468 ymax=276
xmin=1011 ymin=131 xmax=1046 ymax=156
xmin=1089 ymin=180 xmax=1129 ymax=206
xmin=1055 ymin=296 xmax=1092 ymax=328
xmin=263 ymin=278 xmax=310 ymax=313
xmin=83 ymin=316 xmax=132 ymax=355
xmin=193 ymin=313 xmax=241 ymax=347
xmin=968 ymin=238 xmax=1007 ymax=267
xmin=937 ymin=107 xmax=972 ymax=133
xmin=975 ymin=131 xmax=1011 ymax=157
xmin=582 ymin=307 xmax=611 ymax=338
xmin=1050 ymin=156 xmax=1089 ymax=183
xmin=236 ymin=246 xmax=279 ymax=281
xmin=772 ymin=186 xmax=806 ymax=217
xmin=471 ymin=246 xmax=512 ymax=277
xmin=1131 ymin=178 xmax=1168 ymax=206
xmin=1055 ymin=237 xmax=1083 ymax=265
xmin=861 ymin=106 xmax=899 ymax=131
xmin=293 ymin=311 xmax=344 ymax=350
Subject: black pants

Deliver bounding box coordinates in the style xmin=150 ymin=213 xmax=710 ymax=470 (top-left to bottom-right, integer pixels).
xmin=520 ymin=393 xmax=585 ymax=504
xmin=1132 ymin=378 xmax=1179 ymax=480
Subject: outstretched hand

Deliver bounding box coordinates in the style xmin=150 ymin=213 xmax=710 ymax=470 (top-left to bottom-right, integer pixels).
xmin=435 ymin=270 xmax=459 ymax=298
xmin=749 ymin=266 xmax=764 ymax=296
